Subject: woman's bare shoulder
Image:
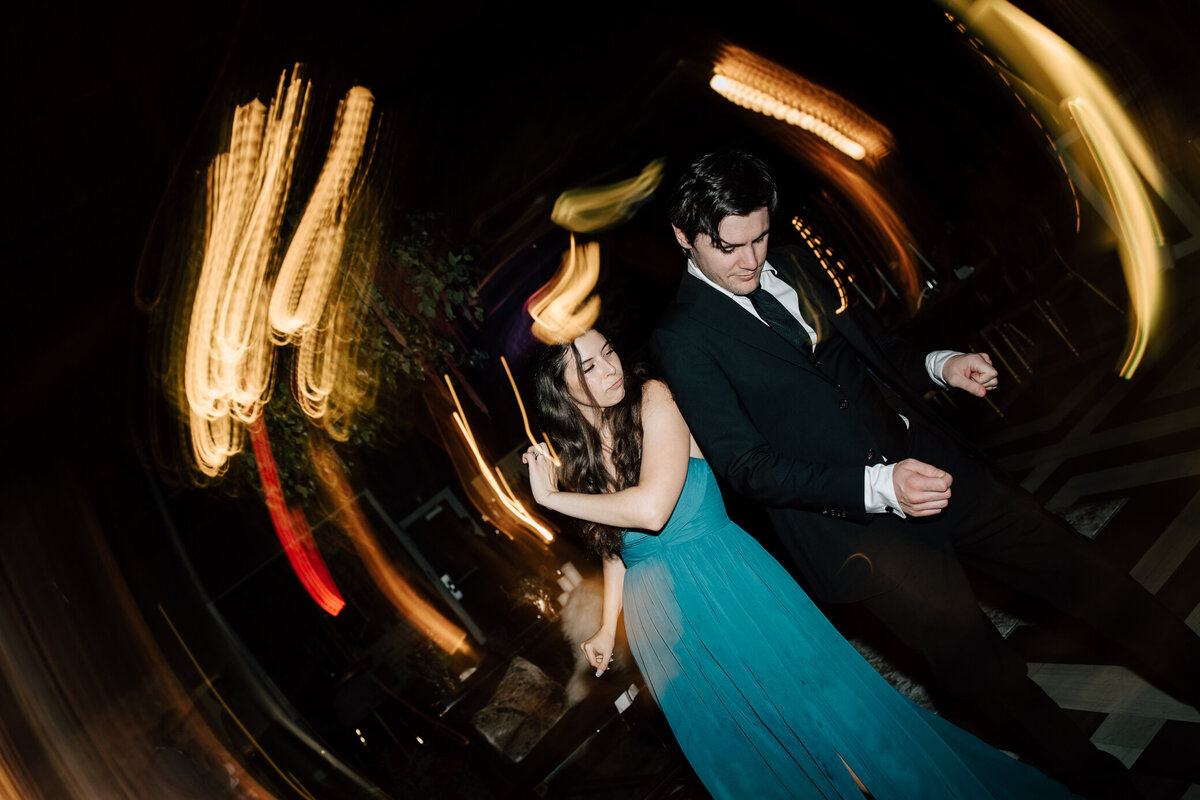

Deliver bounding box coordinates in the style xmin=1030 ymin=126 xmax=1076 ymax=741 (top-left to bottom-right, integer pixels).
xmin=641 ymin=378 xmax=675 ymax=404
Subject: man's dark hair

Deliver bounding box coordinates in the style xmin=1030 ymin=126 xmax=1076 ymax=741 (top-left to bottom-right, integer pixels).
xmin=668 ymin=150 xmax=778 ymax=247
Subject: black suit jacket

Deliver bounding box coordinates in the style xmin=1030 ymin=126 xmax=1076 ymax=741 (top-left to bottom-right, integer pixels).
xmin=651 ymin=246 xmax=949 ymax=601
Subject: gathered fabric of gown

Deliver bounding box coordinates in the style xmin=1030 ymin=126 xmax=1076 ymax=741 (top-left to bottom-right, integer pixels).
xmin=620 ymin=458 xmax=1077 ymax=799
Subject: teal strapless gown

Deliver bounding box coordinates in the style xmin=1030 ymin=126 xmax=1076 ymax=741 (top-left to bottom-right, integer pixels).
xmin=620 ymin=458 xmax=1077 ymax=799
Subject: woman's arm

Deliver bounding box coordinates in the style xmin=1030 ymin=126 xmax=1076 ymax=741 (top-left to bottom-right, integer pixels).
xmin=580 ymin=555 xmax=626 ymax=676
xmin=524 ymin=380 xmax=691 ymax=531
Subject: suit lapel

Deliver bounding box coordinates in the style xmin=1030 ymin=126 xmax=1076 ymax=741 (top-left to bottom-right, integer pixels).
xmin=676 ymin=274 xmax=828 ymax=378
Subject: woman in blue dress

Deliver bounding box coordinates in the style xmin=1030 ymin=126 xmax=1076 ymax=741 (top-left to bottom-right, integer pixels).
xmin=523 ymin=329 xmax=1076 ymax=799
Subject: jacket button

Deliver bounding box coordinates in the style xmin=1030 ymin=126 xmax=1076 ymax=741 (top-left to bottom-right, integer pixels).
xmin=839 ymin=399 xmax=849 ymax=410
xmin=865 ymin=448 xmax=875 ymax=461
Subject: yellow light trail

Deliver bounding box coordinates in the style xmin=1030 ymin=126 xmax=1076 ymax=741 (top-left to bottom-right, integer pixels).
xmin=444 ymin=375 xmax=555 ymax=543
xmin=792 ymin=216 xmax=850 ymax=314
xmin=183 ymin=66 xmax=311 ymax=476
xmin=500 ymin=354 xmax=559 ymax=465
xmin=527 ymin=234 xmax=601 ymax=345
xmin=939 ymin=0 xmax=1168 ymax=377
xmin=550 ymin=159 xmax=666 ymax=233
xmin=159 ymin=605 xmax=316 ymax=800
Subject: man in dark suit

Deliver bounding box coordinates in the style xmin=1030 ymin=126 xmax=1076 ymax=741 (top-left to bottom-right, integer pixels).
xmin=650 ymin=150 xmax=1200 ymax=799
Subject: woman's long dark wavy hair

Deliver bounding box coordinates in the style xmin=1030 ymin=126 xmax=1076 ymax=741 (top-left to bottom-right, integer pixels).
xmin=532 ymin=334 xmax=648 ymax=559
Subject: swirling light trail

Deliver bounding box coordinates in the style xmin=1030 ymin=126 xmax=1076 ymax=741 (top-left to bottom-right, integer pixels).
xmin=444 ymin=375 xmax=556 ymax=544
xmin=940 ymin=0 xmax=1167 ymax=377
xmin=527 ymin=234 xmax=601 ymax=345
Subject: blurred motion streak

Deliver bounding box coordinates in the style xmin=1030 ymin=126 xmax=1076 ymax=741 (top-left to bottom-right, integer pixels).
xmin=793 ymin=216 xmax=851 ymax=314
xmin=550 ymin=159 xmax=665 ymax=233
xmin=947 ymin=13 xmax=1082 ymax=234
xmin=501 ymin=355 xmax=560 ymax=465
xmin=249 ymin=418 xmax=346 ymax=616
xmin=158 ymin=606 xmax=314 ymax=799
xmin=308 ymin=437 xmax=469 ymax=654
xmin=444 ymin=375 xmax=556 ymax=543
xmin=183 ymin=66 xmax=311 ymax=477
xmin=527 ymin=234 xmax=601 ymax=344
xmin=941 ymin=0 xmax=1167 ymax=377
xmin=711 ymin=45 xmax=892 ymax=162
xmin=711 ymin=44 xmax=920 ymax=306
xmin=176 ymin=66 xmax=384 ymax=478
xmin=269 ymin=87 xmax=380 ymax=432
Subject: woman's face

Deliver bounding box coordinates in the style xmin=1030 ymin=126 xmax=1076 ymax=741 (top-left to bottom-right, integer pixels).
xmin=563 ymin=330 xmax=625 ymax=409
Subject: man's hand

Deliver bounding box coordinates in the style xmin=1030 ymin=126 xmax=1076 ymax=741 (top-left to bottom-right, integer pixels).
xmin=943 ymin=352 xmax=998 ymax=397
xmin=892 ymin=458 xmax=952 ymax=517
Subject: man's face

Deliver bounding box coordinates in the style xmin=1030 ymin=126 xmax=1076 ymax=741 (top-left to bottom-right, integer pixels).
xmin=673 ymin=207 xmax=770 ymax=296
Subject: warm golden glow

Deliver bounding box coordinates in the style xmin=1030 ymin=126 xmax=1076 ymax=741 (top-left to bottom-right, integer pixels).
xmin=550 ymin=159 xmax=665 ymax=233
xmin=941 ymin=0 xmax=1168 ymax=377
xmin=501 ymin=355 xmax=560 ymax=465
xmin=270 ymin=87 xmax=380 ymax=432
xmin=710 ymin=45 xmax=893 ymax=162
xmin=308 ymin=438 xmax=469 ymax=654
xmin=709 ymin=45 xmax=919 ymax=307
xmin=174 ymin=66 xmax=384 ymax=476
xmin=527 ymin=234 xmax=601 ymax=345
xmin=444 ymin=375 xmax=556 ymax=543
xmin=183 ymin=66 xmax=311 ymax=476
xmin=792 ymin=216 xmax=850 ymax=314
xmin=1069 ymin=97 xmax=1162 ymax=377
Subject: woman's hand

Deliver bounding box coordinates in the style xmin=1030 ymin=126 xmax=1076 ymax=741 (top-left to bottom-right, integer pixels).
xmin=581 ymin=628 xmax=617 ymax=677
xmin=521 ymin=444 xmax=558 ymax=507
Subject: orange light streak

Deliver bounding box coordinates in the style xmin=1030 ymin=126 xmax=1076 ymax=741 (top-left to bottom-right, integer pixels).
xmin=711 ymin=45 xmax=892 ymax=162
xmin=527 ymin=234 xmax=601 ymax=345
xmin=444 ymin=375 xmax=555 ymax=543
xmin=308 ymin=439 xmax=468 ymax=654
xmin=793 ymin=216 xmax=850 ymax=314
xmin=500 ymin=355 xmax=559 ymax=465
xmin=248 ymin=418 xmax=345 ymax=616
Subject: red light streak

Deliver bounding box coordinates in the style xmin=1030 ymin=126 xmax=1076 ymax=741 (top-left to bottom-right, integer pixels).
xmin=248 ymin=418 xmax=345 ymax=616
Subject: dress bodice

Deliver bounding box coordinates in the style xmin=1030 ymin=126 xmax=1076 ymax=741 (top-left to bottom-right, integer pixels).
xmin=621 ymin=458 xmax=730 ymax=568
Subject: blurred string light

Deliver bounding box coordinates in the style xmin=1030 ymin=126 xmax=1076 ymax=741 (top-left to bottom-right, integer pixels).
xmin=248 ymin=418 xmax=345 ymax=616
xmin=710 ymin=45 xmax=892 ymax=162
xmin=709 ymin=44 xmax=921 ymax=307
xmin=527 ymin=234 xmax=601 ymax=344
xmin=176 ymin=65 xmax=382 ymax=478
xmin=308 ymin=438 xmax=469 ymax=654
xmin=183 ymin=66 xmax=310 ymax=477
xmin=444 ymin=375 xmax=556 ymax=543
xmin=792 ymin=216 xmax=852 ymax=314
xmin=270 ymin=86 xmax=380 ymax=434
xmin=940 ymin=0 xmax=1167 ymax=378
xmin=550 ymin=159 xmax=665 ymax=233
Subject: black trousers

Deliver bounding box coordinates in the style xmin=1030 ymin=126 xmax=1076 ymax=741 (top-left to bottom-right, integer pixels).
xmin=850 ymin=424 xmax=1200 ymax=797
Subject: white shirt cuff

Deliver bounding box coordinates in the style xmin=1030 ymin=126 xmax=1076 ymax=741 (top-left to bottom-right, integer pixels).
xmin=925 ymin=350 xmax=963 ymax=388
xmin=864 ymin=463 xmax=905 ymax=518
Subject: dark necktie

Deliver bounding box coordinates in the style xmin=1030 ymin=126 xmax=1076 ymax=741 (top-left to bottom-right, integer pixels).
xmin=748 ymin=285 xmax=812 ymax=354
